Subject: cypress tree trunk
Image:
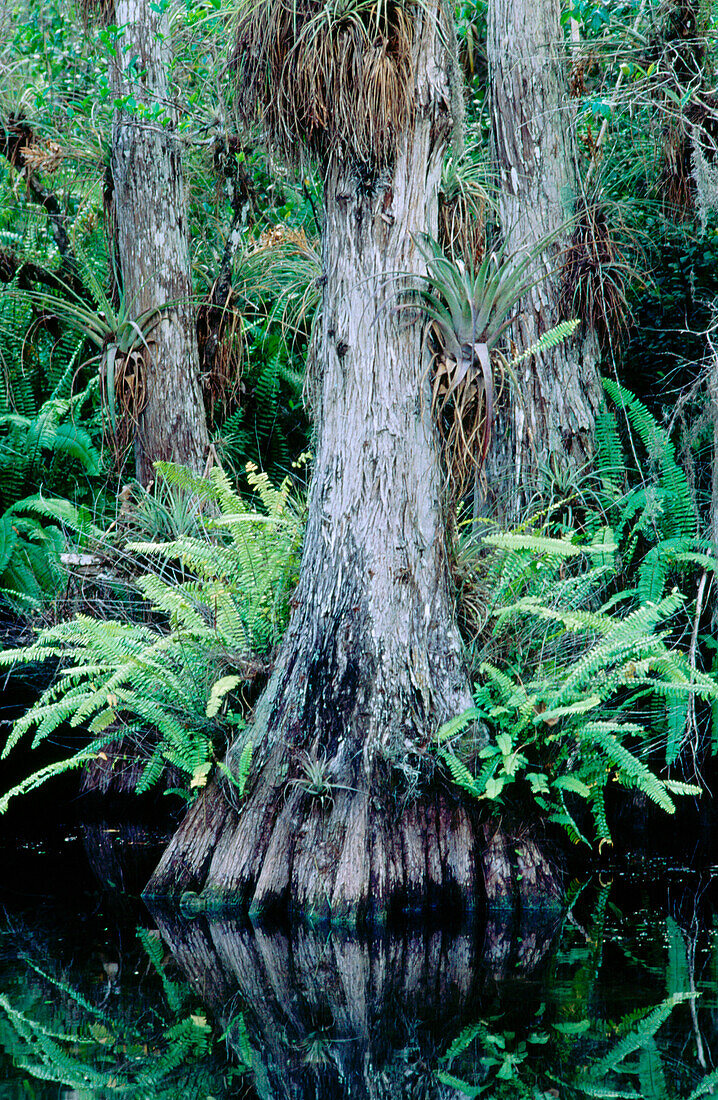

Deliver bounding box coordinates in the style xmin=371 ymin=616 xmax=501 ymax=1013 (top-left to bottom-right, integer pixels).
xmin=109 ymin=0 xmax=208 ymax=483
xmin=484 ymin=0 xmax=601 ymax=520
xmin=145 ymin=1 xmax=560 ymax=920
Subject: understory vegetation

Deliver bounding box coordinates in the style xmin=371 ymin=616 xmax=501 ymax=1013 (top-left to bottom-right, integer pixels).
xmin=1 ymin=0 xmax=718 ymax=867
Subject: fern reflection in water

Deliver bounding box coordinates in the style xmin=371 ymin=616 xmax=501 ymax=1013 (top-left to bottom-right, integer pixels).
xmin=3 ymin=871 xmax=718 ymax=1099
xmin=0 ymin=461 xmax=304 ymax=807
xmin=0 ymin=921 xmax=248 ymax=1096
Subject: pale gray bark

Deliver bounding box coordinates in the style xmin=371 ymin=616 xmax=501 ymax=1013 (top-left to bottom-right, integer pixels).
xmin=146 ymin=1 xmax=564 ymax=919
xmin=485 ymin=0 xmax=602 ymax=519
xmin=147 ymin=2 xmax=526 ymax=918
xmin=707 ymin=315 xmax=718 ymax=630
xmin=110 ymin=0 xmax=208 ymax=483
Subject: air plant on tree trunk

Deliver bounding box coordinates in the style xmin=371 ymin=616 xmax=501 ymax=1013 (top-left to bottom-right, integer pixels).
xmin=559 ymin=199 xmax=634 ymax=347
xmin=22 ymin=281 xmax=160 ymax=463
xmin=233 ymin=0 xmax=416 ymax=167
xmin=438 ymin=152 xmax=489 ymax=265
xmin=411 ymin=234 xmax=537 ymax=497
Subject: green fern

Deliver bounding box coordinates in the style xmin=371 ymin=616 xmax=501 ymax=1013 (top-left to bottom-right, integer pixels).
xmin=602 ymin=378 xmax=697 ymax=543
xmin=510 ymin=318 xmax=581 ymax=368
xmin=583 ymin=995 xmax=692 ymax=1089
xmin=0 ymin=461 xmax=304 ymax=807
xmin=439 ymin=524 xmax=712 ymax=846
xmin=0 ymin=924 xmax=233 ymax=1095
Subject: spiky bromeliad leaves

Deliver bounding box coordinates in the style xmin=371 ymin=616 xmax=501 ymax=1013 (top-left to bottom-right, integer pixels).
xmin=20 ymin=267 xmax=162 ymax=459
xmin=412 ymin=233 xmax=579 ymax=496
xmin=0 ymin=462 xmax=304 ymax=810
xmin=437 ymin=528 xmax=713 ymax=847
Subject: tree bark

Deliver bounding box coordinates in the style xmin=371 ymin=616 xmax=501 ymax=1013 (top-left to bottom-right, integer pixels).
xmin=484 ymin=0 xmax=602 ymax=520
xmin=145 ymin=1 xmax=561 ymax=920
xmin=110 ymin=0 xmax=208 ymax=483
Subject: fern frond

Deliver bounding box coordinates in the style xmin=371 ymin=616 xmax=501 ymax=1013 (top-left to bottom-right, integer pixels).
xmin=0 ymin=752 xmax=97 ymax=814
xmin=482 ymin=532 xmax=582 ymax=558
xmin=603 ymin=378 xmax=696 ymax=541
xmin=579 ymin=723 xmax=675 ymax=813
xmin=510 ymin=318 xmax=580 ymax=368
xmin=2 ymin=462 xmax=303 ymax=803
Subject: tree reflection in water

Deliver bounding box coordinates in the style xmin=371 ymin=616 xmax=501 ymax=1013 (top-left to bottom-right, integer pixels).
xmin=3 ymin=836 xmax=718 ymax=1099
xmin=150 ymin=906 xmax=560 ymax=1098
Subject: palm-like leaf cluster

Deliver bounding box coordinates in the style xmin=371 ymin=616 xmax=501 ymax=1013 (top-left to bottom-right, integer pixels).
xmin=438 ymin=152 xmax=490 ymax=263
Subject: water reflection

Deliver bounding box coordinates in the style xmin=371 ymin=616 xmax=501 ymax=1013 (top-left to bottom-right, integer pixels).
xmin=152 ymin=909 xmax=558 ymax=1099
xmin=3 ymin=837 xmax=718 ymax=1099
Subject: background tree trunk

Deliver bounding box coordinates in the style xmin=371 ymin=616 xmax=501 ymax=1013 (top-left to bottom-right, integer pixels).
xmin=110 ymin=0 xmax=208 ymax=483
xmin=145 ymin=2 xmax=561 ymax=921
xmin=484 ymin=0 xmax=602 ymax=520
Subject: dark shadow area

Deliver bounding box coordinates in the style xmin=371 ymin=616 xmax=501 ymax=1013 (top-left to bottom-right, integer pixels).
xmin=150 ymin=905 xmax=561 ymax=1100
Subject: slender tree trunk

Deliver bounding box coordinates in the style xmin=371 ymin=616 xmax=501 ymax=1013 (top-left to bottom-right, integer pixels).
xmin=110 ymin=0 xmax=208 ymax=483
xmin=145 ymin=2 xmax=561 ymax=921
xmin=484 ymin=0 xmax=601 ymax=520
xmin=707 ymin=313 xmax=718 ymax=630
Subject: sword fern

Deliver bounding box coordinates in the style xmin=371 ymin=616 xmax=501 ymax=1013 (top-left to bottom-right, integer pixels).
xmin=0 ymin=461 xmax=304 ymax=809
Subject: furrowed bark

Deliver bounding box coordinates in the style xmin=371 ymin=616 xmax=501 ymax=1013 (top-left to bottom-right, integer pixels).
xmin=110 ymin=0 xmax=208 ymax=482
xmin=146 ymin=0 xmax=561 ymax=920
xmin=485 ymin=0 xmax=602 ymax=519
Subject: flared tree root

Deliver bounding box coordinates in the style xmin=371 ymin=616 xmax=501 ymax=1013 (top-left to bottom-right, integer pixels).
xmin=144 ymin=749 xmax=561 ymax=923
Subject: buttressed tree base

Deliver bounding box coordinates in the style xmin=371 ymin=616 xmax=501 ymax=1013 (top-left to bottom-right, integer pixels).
xmin=145 ymin=0 xmax=560 ymax=920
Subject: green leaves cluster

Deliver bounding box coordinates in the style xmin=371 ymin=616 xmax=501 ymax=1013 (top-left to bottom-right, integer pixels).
xmin=0 ymin=925 xmax=244 ymax=1096
xmin=440 ymin=383 xmax=718 ymax=845
xmin=0 ymin=388 xmax=101 ymax=607
xmin=0 ymin=461 xmax=304 ymax=809
xmin=438 ymin=530 xmax=709 ymax=845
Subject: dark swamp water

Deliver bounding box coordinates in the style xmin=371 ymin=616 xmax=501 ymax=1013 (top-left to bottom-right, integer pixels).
xmin=3 ymin=810 xmax=718 ymax=1100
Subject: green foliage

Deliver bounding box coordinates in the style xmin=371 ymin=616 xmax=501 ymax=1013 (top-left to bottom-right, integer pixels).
xmin=443 ymin=386 xmax=718 ymax=843
xmin=0 ymin=389 xmax=100 ymax=507
xmin=439 ymin=527 xmax=710 ymax=845
xmin=130 ymin=460 xmax=304 ymax=655
xmin=598 ymin=379 xmax=706 ymax=604
xmin=0 ymin=383 xmax=102 ymax=607
xmin=0 ymin=924 xmax=243 ymax=1096
xmin=0 ymin=461 xmax=304 ymax=808
xmin=1 ymin=0 xmax=316 ymax=488
xmin=218 ymin=345 xmax=303 ymax=480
